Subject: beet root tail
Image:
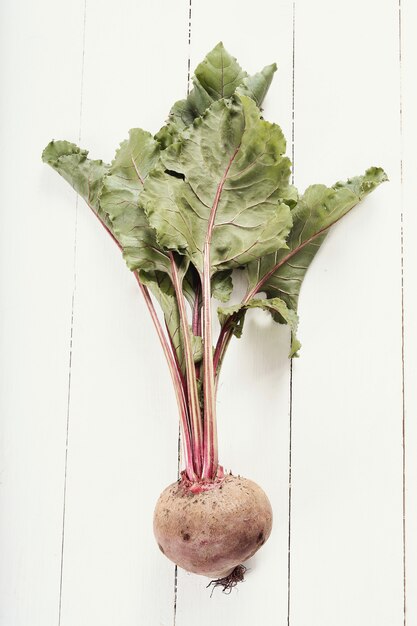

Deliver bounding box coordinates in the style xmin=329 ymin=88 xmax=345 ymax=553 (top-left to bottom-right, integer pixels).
xmin=206 ymin=564 xmax=247 ymax=595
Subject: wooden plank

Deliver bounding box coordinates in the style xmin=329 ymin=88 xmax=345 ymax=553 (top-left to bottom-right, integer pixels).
xmin=57 ymin=2 xmax=190 ymax=625
xmin=289 ymin=1 xmax=404 ymax=625
xmin=402 ymin=0 xmax=417 ymax=623
xmin=175 ymin=2 xmax=295 ymax=624
xmin=0 ymin=1 xmax=85 ymax=625
xmin=2 ymin=2 xmax=412 ymax=624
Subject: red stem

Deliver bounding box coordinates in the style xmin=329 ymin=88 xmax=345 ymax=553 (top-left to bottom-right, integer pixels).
xmin=201 ymin=257 xmax=217 ymax=480
xmin=165 ymin=320 xmax=188 ymax=396
xmin=192 ymin=284 xmax=202 ymax=336
xmin=192 ymin=283 xmax=202 ymax=379
xmin=213 ymin=321 xmax=230 ymax=375
xmin=201 ymin=146 xmax=240 ymax=480
xmin=169 ymin=253 xmax=203 ymax=476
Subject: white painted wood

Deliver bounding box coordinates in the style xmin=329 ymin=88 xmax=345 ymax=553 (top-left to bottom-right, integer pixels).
xmin=402 ymin=0 xmax=417 ymax=623
xmin=290 ymin=1 xmax=404 ymax=625
xmin=0 ymin=2 xmax=85 ymax=625
xmin=175 ymin=2 xmax=294 ymax=624
xmin=56 ymin=2 xmax=189 ymax=626
xmin=1 ymin=0 xmax=414 ymax=624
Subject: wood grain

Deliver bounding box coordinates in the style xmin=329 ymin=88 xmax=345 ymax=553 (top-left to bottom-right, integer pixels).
xmin=0 ymin=0 xmax=415 ymax=625
xmin=402 ymin=0 xmax=417 ymax=623
xmin=55 ymin=2 xmax=189 ymax=625
xmin=290 ymin=1 xmax=404 ymax=624
xmin=0 ymin=1 xmax=85 ymax=624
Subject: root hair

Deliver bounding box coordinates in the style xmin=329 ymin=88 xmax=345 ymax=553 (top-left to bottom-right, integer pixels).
xmin=207 ymin=564 xmax=247 ymax=596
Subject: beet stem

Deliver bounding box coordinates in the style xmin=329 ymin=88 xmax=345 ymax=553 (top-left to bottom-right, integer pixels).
xmin=169 ymin=253 xmax=203 ymax=476
xmin=201 ymin=147 xmax=239 ymax=480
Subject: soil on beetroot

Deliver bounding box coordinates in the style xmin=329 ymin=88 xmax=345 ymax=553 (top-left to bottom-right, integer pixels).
xmin=153 ymin=474 xmax=273 ymax=580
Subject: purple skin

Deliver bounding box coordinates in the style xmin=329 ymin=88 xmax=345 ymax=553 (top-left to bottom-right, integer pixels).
xmin=153 ymin=474 xmax=273 ymax=578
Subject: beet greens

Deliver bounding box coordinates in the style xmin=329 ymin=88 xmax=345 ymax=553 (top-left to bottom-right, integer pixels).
xmin=42 ymin=42 xmax=386 ymax=484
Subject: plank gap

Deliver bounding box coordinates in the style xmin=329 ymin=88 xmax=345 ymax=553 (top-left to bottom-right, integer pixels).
xmin=287 ymin=3 xmax=296 ymax=625
xmin=398 ymin=0 xmax=407 ymax=624
xmin=57 ymin=1 xmax=88 ymax=624
xmin=173 ymin=1 xmax=193 ymax=623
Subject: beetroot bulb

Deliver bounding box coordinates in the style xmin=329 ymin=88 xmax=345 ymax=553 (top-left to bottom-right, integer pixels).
xmin=154 ymin=474 xmax=273 ymax=581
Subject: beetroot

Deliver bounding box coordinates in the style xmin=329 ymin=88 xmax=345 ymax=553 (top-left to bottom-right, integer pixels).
xmin=43 ymin=42 xmax=386 ymax=589
xmin=154 ymin=475 xmax=273 ymax=578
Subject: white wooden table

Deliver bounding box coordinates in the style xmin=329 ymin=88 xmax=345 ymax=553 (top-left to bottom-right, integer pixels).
xmin=1 ymin=1 xmax=416 ymax=624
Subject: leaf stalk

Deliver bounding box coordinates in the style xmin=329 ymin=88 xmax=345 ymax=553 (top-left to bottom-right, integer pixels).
xmin=169 ymin=253 xmax=203 ymax=477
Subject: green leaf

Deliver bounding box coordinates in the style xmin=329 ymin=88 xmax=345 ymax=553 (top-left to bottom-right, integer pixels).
xmin=190 ymin=330 xmax=203 ymax=363
xmin=181 ymin=267 xmax=233 ymax=316
xmin=42 ymin=137 xmax=191 ymax=372
xmin=155 ymin=43 xmax=276 ymax=149
xmin=143 ymin=95 xmax=293 ymax=274
xmin=218 ymin=296 xmax=300 ymax=356
xmin=247 ymin=167 xmax=388 ymax=312
xmin=99 ymin=128 xmax=167 ymax=273
xmin=155 ymin=99 xmax=195 ymax=150
xmin=42 ymin=140 xmax=112 ymax=230
xmin=236 ymin=63 xmax=277 ymax=107
xmin=180 ymin=264 xmax=200 ymax=311
xmin=194 ymin=41 xmax=247 ymax=100
xmin=212 ymin=270 xmax=233 ymax=303
xmin=96 ymin=130 xmax=198 ymax=376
